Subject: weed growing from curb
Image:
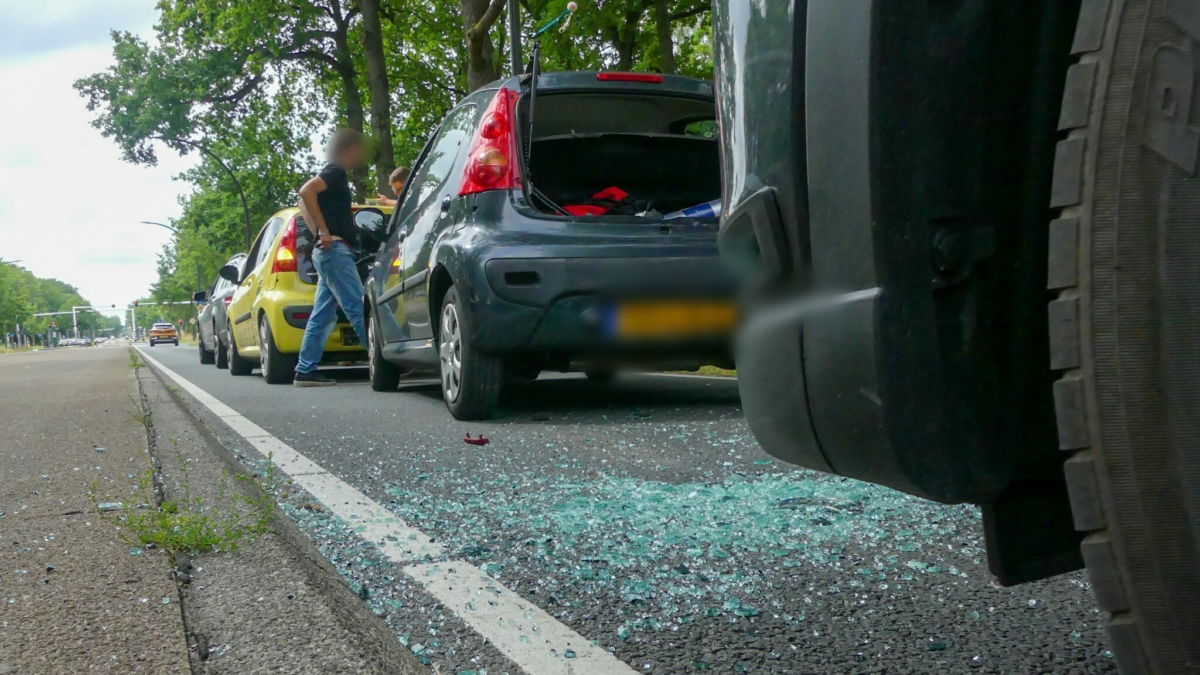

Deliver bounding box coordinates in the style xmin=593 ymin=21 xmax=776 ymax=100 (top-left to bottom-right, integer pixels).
xmin=93 ymin=437 xmax=277 ymax=554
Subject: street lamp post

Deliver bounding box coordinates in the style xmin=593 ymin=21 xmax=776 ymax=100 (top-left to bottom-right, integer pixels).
xmin=151 ymin=136 xmax=254 ymax=251
xmin=141 ymin=221 xmax=204 ymax=292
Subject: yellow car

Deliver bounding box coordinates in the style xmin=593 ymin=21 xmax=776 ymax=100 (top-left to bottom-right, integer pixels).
xmin=219 ymin=205 xmax=392 ymax=383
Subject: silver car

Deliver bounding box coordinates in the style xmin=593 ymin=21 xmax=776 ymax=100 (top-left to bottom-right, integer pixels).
xmin=195 ymin=253 xmax=246 ymax=368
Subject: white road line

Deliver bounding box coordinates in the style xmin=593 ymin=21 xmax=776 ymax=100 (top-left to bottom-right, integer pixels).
xmin=407 ymin=563 xmax=634 ymax=675
xmin=135 ymin=348 xmax=636 ymax=675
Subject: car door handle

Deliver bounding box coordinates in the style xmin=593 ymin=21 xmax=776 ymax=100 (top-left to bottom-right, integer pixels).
xmin=440 ymin=196 xmax=452 ymax=214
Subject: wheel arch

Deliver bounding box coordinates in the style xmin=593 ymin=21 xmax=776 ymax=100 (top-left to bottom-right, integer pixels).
xmin=428 ymin=264 xmax=456 ymax=342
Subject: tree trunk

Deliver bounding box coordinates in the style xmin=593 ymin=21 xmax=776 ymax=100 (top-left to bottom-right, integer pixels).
xmin=462 ymin=0 xmax=506 ymax=93
xmin=331 ymin=24 xmax=369 ymax=199
xmin=654 ymin=0 xmax=675 ymax=75
xmin=358 ymin=0 xmax=396 ymax=196
xmin=614 ymin=8 xmax=645 ymax=71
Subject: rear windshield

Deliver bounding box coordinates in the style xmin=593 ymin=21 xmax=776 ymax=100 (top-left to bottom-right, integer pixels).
xmin=523 ymin=93 xmax=720 ymax=218
xmin=153 ymin=324 xmax=174 ymax=330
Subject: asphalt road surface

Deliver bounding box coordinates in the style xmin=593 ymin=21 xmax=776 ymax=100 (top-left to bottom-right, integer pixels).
xmin=139 ymin=344 xmax=1117 ymax=675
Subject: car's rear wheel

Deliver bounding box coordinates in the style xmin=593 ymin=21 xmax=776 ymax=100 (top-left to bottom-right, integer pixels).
xmin=259 ymin=316 xmax=295 ymax=384
xmin=368 ymin=313 xmax=405 ymax=392
xmin=215 ymin=331 xmax=229 ymax=369
xmin=1051 ymin=2 xmax=1200 ymax=672
xmin=199 ymin=336 xmax=215 ymax=364
xmin=438 ymin=286 xmax=502 ymax=420
xmin=585 ymin=368 xmax=616 ymax=383
xmin=228 ymin=326 xmax=253 ymax=376
xmin=506 ymin=363 xmax=541 ymax=383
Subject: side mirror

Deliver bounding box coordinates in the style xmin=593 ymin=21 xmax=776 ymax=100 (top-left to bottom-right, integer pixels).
xmin=218 ymin=264 xmax=241 ymax=284
xmin=355 ymin=208 xmax=385 ymax=235
xmin=192 ymin=290 xmax=208 ymax=303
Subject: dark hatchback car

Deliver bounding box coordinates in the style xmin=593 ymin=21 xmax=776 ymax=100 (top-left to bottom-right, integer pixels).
xmin=195 ymin=252 xmax=247 ymax=368
xmin=363 ymin=71 xmax=735 ymax=419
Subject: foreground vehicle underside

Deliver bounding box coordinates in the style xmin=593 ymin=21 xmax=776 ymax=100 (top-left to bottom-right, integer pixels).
xmin=718 ymin=0 xmax=1200 ymax=671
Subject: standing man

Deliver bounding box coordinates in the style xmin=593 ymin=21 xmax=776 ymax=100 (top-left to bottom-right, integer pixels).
xmin=376 ymin=166 xmax=411 ymax=207
xmin=293 ymin=129 xmax=370 ymax=387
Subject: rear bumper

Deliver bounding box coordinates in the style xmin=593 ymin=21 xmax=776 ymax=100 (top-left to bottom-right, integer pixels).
xmin=267 ymin=304 xmax=362 ymax=354
xmin=470 ymin=256 xmax=734 ymax=364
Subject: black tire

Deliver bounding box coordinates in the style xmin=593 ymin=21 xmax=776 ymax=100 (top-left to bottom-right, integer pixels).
xmin=174 ymin=340 xmax=179 ymax=346
xmin=215 ymin=333 xmax=229 ymax=369
xmin=258 ymin=316 xmax=296 ymax=384
xmin=437 ymin=286 xmax=502 ymax=420
xmin=506 ymin=363 xmax=541 ymax=383
xmin=368 ymin=312 xmax=404 ymax=392
xmin=1051 ymin=2 xmax=1200 ymax=672
xmin=228 ymin=326 xmax=254 ymax=376
xmin=199 ymin=336 xmax=215 ymax=364
xmin=585 ymin=368 xmax=616 ymax=383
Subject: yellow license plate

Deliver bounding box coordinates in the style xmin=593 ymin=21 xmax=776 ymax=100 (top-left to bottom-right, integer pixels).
xmin=612 ymin=301 xmax=737 ymax=339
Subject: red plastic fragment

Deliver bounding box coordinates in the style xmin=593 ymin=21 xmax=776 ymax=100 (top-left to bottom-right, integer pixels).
xmin=464 ymin=433 xmax=490 ymax=446
xmin=563 ymin=204 xmax=609 ymax=216
xmin=592 ymin=186 xmax=628 ymax=201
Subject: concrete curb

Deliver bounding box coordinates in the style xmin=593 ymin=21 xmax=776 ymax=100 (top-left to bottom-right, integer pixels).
xmin=134 ymin=359 xmax=427 ymax=674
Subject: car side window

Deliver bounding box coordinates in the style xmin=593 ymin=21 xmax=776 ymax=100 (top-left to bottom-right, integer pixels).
xmin=396 ymin=105 xmax=476 ymax=223
xmin=244 ymin=232 xmax=268 ymax=277
xmin=253 ymin=217 xmax=285 ymax=269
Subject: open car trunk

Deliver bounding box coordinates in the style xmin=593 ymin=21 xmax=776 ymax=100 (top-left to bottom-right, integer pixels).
xmin=521 ymin=92 xmax=720 ymax=219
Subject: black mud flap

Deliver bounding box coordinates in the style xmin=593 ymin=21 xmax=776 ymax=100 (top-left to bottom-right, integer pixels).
xmin=982 ymin=481 xmax=1085 ymax=586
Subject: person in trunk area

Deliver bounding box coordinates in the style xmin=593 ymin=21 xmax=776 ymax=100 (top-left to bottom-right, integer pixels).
xmin=376 ymin=165 xmax=411 ymax=207
xmin=293 ymin=129 xmax=370 ymax=387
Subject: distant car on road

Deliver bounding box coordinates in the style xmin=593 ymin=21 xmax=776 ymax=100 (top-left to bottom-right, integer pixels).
xmin=195 ymin=252 xmax=247 ymax=369
xmin=363 ymin=71 xmax=734 ymax=420
xmin=219 ymin=206 xmax=392 ymax=383
xmin=148 ymin=323 xmax=178 ymax=347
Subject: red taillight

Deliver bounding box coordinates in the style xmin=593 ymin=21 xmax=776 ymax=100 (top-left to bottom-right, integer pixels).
xmin=223 ymin=296 xmax=232 ymax=309
xmin=459 ymin=87 xmax=520 ymax=196
xmin=272 ymin=217 xmax=297 ymax=273
xmin=597 ymin=72 xmax=664 ymax=84
xmin=292 ymin=312 xmax=310 ymax=321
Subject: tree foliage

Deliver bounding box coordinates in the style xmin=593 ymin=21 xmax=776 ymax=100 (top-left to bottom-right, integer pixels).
xmin=0 ymin=263 xmax=122 ymax=338
xmin=77 ymin=0 xmax=713 ymax=304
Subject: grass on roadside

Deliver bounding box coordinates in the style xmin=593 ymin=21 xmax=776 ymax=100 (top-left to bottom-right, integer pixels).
xmin=128 ymin=350 xmax=143 ymax=369
xmin=93 ymin=433 xmax=277 ymax=553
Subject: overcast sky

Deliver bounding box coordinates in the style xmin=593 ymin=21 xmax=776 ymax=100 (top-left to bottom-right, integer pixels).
xmin=0 ymin=0 xmax=196 ymax=317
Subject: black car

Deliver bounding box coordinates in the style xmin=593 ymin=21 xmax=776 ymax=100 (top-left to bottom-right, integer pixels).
xmin=194 ymin=252 xmax=247 ymax=368
xmin=712 ymin=1 xmax=1200 ymax=670
xmin=363 ymin=71 xmax=734 ymax=420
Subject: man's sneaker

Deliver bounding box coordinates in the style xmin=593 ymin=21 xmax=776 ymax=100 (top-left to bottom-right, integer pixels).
xmin=293 ymin=371 xmax=336 ymax=387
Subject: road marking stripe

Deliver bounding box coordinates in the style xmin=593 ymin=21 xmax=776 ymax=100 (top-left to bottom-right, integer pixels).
xmin=135 ymin=348 xmax=636 ymax=675
xmin=407 ymin=563 xmax=634 ymax=674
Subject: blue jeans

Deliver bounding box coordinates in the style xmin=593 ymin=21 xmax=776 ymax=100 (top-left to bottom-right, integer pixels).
xmin=295 ymin=241 xmax=368 ymax=374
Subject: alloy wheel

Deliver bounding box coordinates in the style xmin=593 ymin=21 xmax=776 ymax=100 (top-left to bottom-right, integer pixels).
xmin=439 ymin=302 xmax=462 ymax=402
xmin=259 ymin=320 xmax=270 ymax=380
xmin=368 ymin=319 xmax=378 ymax=381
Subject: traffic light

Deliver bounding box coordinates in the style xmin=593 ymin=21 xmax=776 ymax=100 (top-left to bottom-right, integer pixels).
xmin=133 ymin=301 xmax=139 ymax=307
xmin=111 ymin=304 xmax=116 ymax=308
